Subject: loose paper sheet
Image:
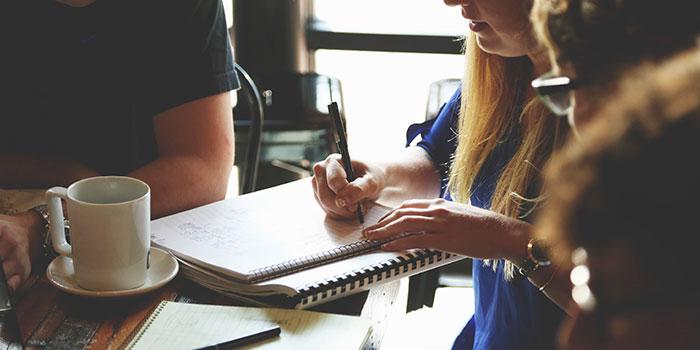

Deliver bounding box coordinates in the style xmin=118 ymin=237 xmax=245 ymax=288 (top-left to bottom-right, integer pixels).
xmin=127 ymin=301 xmax=371 ymax=350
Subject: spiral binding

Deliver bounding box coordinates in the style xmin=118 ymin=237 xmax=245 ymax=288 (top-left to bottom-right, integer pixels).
xmin=248 ymin=238 xmax=395 ymax=283
xmin=296 ymin=249 xmax=456 ymax=307
xmin=125 ymin=301 xmax=168 ymax=349
xmin=175 ymin=247 xmax=461 ymax=309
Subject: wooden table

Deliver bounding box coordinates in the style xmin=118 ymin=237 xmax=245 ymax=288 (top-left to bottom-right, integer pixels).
xmin=0 ymin=189 xmax=411 ymax=350
xmin=2 ymin=272 xmax=406 ymax=350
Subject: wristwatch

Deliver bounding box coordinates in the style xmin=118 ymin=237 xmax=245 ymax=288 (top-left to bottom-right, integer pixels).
xmin=518 ymin=238 xmax=552 ymax=277
xmin=30 ymin=204 xmax=58 ymax=262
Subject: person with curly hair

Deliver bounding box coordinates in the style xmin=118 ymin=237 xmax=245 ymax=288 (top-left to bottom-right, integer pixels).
xmin=538 ymin=47 xmax=700 ymax=350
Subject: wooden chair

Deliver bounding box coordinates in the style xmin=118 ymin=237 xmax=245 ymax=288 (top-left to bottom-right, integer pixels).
xmin=233 ymin=63 xmax=265 ymax=194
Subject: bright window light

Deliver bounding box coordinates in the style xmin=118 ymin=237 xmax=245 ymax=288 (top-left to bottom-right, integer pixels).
xmin=314 ymin=0 xmax=466 ymax=36
xmin=315 ymin=50 xmax=464 ymax=158
xmin=313 ymin=1 xmax=467 ymax=158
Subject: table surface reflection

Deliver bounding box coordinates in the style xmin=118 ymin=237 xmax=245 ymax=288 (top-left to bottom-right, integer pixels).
xmin=2 ymin=274 xmax=405 ymax=350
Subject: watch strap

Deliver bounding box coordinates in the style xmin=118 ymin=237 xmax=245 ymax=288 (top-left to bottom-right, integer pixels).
xmin=31 ymin=204 xmax=58 ymax=262
xmin=31 ymin=204 xmax=50 ymax=224
xmin=518 ymin=258 xmax=538 ymax=277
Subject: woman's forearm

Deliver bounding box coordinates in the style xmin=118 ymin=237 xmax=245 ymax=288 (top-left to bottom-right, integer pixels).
xmin=376 ymin=147 xmax=442 ymax=206
xmin=502 ymin=221 xmax=573 ymax=313
xmin=529 ymin=264 xmax=573 ymax=314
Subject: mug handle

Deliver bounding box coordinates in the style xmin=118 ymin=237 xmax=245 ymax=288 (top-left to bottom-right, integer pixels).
xmin=46 ymin=187 xmax=72 ymax=256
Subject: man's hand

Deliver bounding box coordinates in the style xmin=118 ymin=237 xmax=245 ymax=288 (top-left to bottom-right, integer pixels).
xmin=0 ymin=212 xmax=43 ymax=292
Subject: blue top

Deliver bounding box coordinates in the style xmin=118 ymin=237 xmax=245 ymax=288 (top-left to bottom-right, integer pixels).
xmin=407 ymin=89 xmax=563 ymax=350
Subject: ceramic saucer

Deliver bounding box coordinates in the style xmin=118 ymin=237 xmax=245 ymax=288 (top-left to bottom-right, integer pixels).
xmin=46 ymin=247 xmax=179 ymax=298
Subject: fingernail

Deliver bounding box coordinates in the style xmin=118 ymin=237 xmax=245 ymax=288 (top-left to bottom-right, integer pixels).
xmin=336 ymin=198 xmax=346 ymax=208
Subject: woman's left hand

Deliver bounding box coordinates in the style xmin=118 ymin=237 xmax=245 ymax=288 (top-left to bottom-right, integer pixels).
xmin=362 ymin=198 xmax=530 ymax=260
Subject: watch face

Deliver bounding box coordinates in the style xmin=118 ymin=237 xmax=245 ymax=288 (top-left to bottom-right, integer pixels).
xmin=532 ymin=240 xmax=552 ymax=266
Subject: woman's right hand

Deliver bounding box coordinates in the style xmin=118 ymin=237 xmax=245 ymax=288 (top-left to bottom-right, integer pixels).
xmin=311 ymin=154 xmax=386 ymax=219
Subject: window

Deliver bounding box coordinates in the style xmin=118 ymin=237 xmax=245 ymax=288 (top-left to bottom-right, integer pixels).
xmin=315 ymin=50 xmax=463 ymax=157
xmin=313 ymin=0 xmax=465 ymax=35
xmin=311 ymin=0 xmax=466 ymax=158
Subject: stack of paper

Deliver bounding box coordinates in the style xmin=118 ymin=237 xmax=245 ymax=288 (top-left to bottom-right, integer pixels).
xmin=150 ymin=179 xmax=464 ymax=308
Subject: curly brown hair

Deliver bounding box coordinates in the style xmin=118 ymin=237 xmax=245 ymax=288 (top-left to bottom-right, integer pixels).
xmin=537 ymin=48 xmax=700 ymax=289
xmin=532 ymin=0 xmax=700 ymax=82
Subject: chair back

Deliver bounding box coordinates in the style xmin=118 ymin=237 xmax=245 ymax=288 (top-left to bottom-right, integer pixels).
xmin=235 ymin=72 xmax=345 ymax=190
xmin=233 ymin=63 xmax=265 ymax=194
xmin=425 ymin=78 xmax=461 ymax=121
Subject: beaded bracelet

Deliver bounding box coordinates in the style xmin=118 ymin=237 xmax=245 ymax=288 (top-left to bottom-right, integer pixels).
xmin=538 ymin=266 xmax=559 ymax=292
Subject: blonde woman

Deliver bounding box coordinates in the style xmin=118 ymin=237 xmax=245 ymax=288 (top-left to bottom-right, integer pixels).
xmin=313 ymin=0 xmax=568 ymax=349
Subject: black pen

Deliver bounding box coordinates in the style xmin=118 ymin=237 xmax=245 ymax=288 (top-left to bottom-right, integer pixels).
xmin=193 ymin=325 xmax=281 ymax=349
xmin=328 ymin=101 xmax=365 ymax=224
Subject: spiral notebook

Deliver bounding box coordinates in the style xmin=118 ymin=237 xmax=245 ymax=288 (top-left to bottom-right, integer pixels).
xmin=126 ymin=301 xmax=371 ymax=350
xmin=151 ymin=179 xmax=463 ymax=308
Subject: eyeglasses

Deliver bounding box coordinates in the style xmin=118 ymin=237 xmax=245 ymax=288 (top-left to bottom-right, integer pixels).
xmin=531 ymin=71 xmax=581 ymax=116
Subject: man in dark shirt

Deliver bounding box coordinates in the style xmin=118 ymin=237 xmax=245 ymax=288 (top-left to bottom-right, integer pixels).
xmin=0 ymin=0 xmax=240 ymax=291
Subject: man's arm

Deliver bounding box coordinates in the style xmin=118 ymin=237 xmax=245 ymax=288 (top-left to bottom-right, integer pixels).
xmin=128 ymin=91 xmax=234 ymax=219
xmin=0 ymin=91 xmax=232 ymax=292
xmin=1 ymin=90 xmax=233 ymax=219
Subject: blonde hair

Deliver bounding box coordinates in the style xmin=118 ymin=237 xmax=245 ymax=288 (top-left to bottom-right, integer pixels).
xmin=449 ymin=34 xmax=567 ymax=280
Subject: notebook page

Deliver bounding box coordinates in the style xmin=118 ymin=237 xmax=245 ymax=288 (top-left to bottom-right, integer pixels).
xmin=151 ymin=179 xmax=391 ymax=281
xmin=128 ymin=302 xmax=371 ymax=350
xmin=128 ymin=302 xmax=277 ymax=350
xmin=238 ymin=307 xmax=371 ymax=350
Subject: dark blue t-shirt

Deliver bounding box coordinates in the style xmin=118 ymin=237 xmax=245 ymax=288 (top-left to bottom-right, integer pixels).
xmin=407 ymin=89 xmax=563 ymax=350
xmin=1 ymin=0 xmax=240 ymax=175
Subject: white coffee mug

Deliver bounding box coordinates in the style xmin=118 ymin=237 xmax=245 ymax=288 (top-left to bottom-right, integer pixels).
xmin=46 ymin=176 xmax=151 ymax=291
